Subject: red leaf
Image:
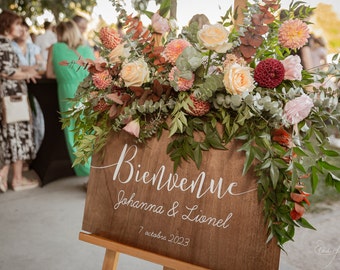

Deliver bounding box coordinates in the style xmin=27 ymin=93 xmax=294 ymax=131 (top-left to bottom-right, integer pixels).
xmin=239 ymin=44 xmax=257 ymax=59
xmin=106 ymin=93 xmax=123 ymax=105
xmin=129 ymin=86 xmax=144 ymax=97
xmin=252 ymin=14 xmax=264 ymax=25
xmin=254 ymin=25 xmax=269 ymax=35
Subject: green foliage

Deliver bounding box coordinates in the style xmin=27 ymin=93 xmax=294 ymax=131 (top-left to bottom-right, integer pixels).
xmin=60 ymin=0 xmax=340 ymax=250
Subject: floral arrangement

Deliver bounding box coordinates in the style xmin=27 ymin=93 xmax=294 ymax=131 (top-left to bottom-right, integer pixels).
xmin=62 ymin=0 xmax=340 ymax=248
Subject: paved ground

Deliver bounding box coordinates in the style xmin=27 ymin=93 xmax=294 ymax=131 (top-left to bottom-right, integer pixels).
xmin=0 ymin=171 xmax=339 ymax=270
xmin=280 ymin=200 xmax=340 ymax=270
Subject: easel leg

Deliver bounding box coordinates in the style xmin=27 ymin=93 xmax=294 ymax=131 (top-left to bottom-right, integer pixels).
xmin=102 ymin=249 xmax=119 ymax=270
xmin=163 ymin=267 xmax=175 ymax=270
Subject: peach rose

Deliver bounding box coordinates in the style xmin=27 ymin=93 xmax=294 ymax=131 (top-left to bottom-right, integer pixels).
xmin=223 ymin=63 xmax=255 ymax=95
xmin=197 ymin=24 xmax=232 ymax=53
xmin=108 ymin=43 xmax=130 ymax=64
xmin=281 ymin=55 xmax=302 ymax=81
xmin=120 ymin=59 xmax=150 ymax=87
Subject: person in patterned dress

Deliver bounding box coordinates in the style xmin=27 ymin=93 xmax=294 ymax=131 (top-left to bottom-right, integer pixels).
xmin=0 ymin=10 xmax=41 ymax=192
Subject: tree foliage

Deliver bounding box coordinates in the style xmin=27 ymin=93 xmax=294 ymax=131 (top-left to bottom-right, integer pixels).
xmin=0 ymin=0 xmax=97 ymax=26
xmin=312 ymin=3 xmax=340 ymax=53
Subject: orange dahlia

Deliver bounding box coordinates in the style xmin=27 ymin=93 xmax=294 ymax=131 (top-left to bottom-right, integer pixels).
xmin=99 ymin=27 xmax=122 ymax=50
xmin=169 ymin=67 xmax=194 ymax=91
xmin=163 ymin=39 xmax=191 ymax=65
xmin=278 ymin=19 xmax=310 ymax=49
xmin=92 ymin=70 xmax=112 ymax=89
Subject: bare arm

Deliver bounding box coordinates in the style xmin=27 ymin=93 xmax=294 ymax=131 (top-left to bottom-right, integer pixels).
xmin=46 ymin=45 xmax=56 ymax=79
xmin=1 ymin=67 xmax=41 ymax=84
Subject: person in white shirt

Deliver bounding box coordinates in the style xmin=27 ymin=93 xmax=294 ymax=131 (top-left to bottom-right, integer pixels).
xmin=34 ymin=21 xmax=57 ymax=71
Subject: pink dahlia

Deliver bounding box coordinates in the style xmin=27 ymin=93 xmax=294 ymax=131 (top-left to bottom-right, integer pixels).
xmin=92 ymin=70 xmax=112 ymax=89
xmin=254 ymin=58 xmax=285 ymax=88
xmin=169 ymin=67 xmax=194 ymax=91
xmin=278 ymin=19 xmax=310 ymax=49
xmin=163 ymin=39 xmax=191 ymax=65
xmin=187 ymin=95 xmax=210 ymax=116
xmin=99 ymin=27 xmax=122 ymax=50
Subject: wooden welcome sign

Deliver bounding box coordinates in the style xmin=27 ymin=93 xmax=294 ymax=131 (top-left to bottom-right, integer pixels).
xmin=82 ymin=130 xmax=280 ymax=270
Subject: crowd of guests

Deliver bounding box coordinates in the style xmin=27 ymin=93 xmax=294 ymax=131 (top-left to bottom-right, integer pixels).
xmin=0 ymin=9 xmax=94 ymax=193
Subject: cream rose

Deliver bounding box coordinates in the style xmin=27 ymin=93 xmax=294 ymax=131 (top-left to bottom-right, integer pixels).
xmin=197 ymin=24 xmax=232 ymax=53
xmin=120 ymin=59 xmax=150 ymax=87
xmin=223 ymin=63 xmax=255 ymax=95
xmin=108 ymin=43 xmax=130 ymax=64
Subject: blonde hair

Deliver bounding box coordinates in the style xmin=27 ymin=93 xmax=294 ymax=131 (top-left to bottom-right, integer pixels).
xmin=56 ymin=20 xmax=83 ymax=49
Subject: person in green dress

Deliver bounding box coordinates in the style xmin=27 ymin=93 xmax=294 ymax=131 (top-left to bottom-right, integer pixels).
xmin=46 ymin=20 xmax=95 ymax=176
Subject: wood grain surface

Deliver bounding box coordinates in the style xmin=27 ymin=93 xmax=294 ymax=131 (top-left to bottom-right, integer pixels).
xmin=82 ymin=130 xmax=280 ymax=270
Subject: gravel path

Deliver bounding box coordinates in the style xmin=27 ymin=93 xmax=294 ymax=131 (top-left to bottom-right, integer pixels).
xmin=280 ymin=200 xmax=340 ymax=270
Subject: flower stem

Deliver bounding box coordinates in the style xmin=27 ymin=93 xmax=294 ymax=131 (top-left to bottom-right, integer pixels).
xmin=205 ymin=50 xmax=212 ymax=76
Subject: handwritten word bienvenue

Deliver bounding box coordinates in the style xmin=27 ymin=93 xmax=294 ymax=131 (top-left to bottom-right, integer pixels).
xmin=92 ymin=144 xmax=256 ymax=200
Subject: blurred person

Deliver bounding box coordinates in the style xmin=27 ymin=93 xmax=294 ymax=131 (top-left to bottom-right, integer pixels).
xmin=35 ymin=21 xmax=57 ymax=70
xmin=12 ymin=19 xmax=45 ymax=157
xmin=310 ymin=35 xmax=327 ymax=68
xmin=72 ymin=15 xmax=92 ymax=48
xmin=12 ymin=19 xmax=44 ymax=72
xmin=0 ymin=10 xmax=41 ymax=192
xmin=46 ymin=20 xmax=95 ymax=176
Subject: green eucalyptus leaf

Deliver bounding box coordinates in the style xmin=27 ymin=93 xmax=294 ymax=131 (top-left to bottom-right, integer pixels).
xmin=320 ymin=147 xmax=340 ymax=157
xmin=296 ymin=218 xmax=316 ymax=230
xmin=318 ymin=160 xmax=340 ymax=171
xmin=243 ymin=147 xmax=255 ymax=175
xmin=293 ymin=162 xmax=306 ymax=173
xmin=292 ymin=147 xmax=308 ymax=157
xmin=270 ymin=164 xmax=280 ymax=189
xmin=311 ymin=166 xmax=319 ymax=193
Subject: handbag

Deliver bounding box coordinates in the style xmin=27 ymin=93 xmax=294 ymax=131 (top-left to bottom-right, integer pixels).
xmin=2 ymin=94 xmax=31 ymax=124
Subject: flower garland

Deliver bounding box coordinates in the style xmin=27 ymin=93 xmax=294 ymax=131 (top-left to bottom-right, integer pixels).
xmin=62 ymin=0 xmax=340 ymax=248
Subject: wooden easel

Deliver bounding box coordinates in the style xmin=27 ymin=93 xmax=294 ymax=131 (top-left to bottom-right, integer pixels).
xmin=79 ymin=232 xmax=209 ymax=270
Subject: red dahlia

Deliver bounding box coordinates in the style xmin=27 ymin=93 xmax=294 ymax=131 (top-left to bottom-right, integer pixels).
xmin=93 ymin=99 xmax=111 ymax=112
xmin=187 ymin=95 xmax=210 ymax=116
xmin=254 ymin=58 xmax=285 ymax=88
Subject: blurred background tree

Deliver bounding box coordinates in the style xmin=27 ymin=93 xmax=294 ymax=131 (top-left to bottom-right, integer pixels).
xmin=0 ymin=0 xmax=338 ymax=55
xmin=311 ymin=3 xmax=340 ymax=54
xmin=0 ymin=0 xmax=96 ymax=26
